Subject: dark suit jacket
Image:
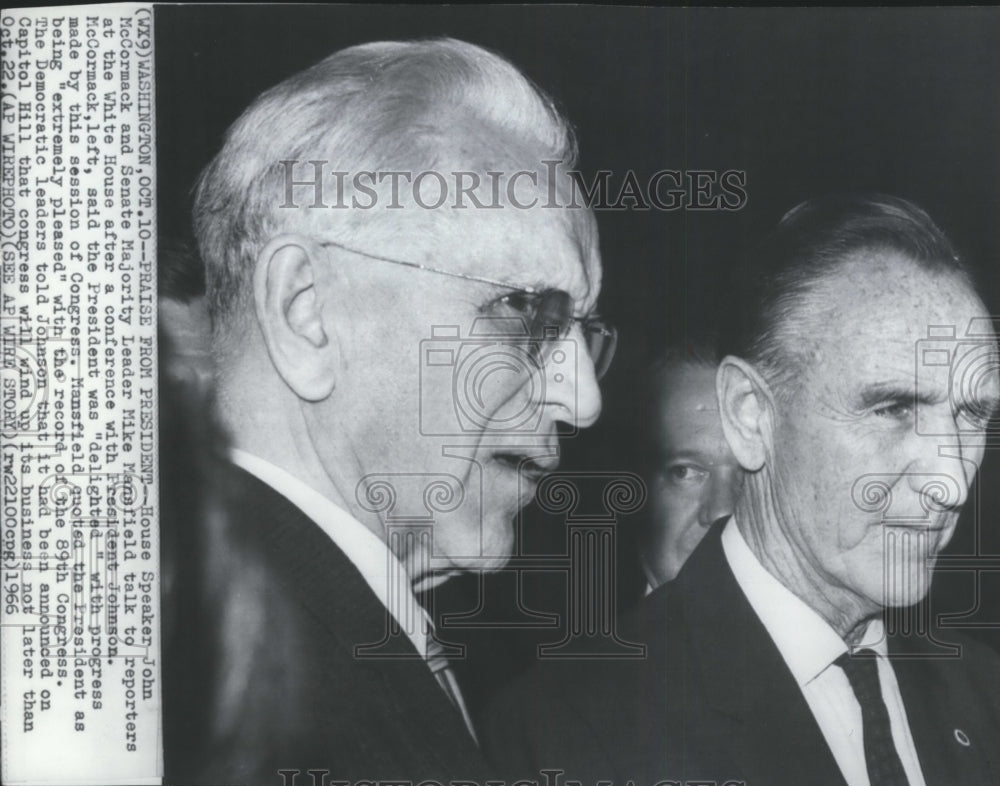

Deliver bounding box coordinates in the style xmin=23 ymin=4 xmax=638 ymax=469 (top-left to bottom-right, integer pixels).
xmin=163 ymin=460 xmax=494 ymax=785
xmin=483 ymin=523 xmax=1000 ymax=786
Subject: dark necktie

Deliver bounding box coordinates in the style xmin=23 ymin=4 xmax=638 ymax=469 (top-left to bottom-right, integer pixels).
xmin=426 ymin=635 xmax=479 ymax=744
xmin=835 ymin=649 xmax=910 ymax=786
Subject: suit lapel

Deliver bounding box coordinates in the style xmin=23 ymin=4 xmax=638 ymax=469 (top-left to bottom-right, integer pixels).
xmin=677 ymin=525 xmax=847 ymax=786
xmin=236 ymin=462 xmax=396 ymax=647
xmin=225 ymin=463 xmax=483 ymax=759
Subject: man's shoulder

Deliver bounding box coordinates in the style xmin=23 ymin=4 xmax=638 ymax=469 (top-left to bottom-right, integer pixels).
xmin=483 ymin=585 xmax=771 ymax=786
xmin=166 ymin=456 xmax=494 ymax=783
xmin=892 ymin=626 xmax=1000 ymax=688
xmin=166 ymin=451 xmax=394 ymax=661
xmin=207 ymin=458 xmax=360 ymax=575
xmin=483 ymin=523 xmax=742 ymax=712
xmin=944 ymin=630 xmax=1000 ymax=671
xmin=480 ymin=577 xmax=708 ymax=781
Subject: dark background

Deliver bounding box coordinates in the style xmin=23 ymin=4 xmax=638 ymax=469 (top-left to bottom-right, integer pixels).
xmin=156 ymin=6 xmax=1000 ymax=716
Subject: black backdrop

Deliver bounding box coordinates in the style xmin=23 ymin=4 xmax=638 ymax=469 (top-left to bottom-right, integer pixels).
xmin=156 ymin=6 xmax=1000 ymax=715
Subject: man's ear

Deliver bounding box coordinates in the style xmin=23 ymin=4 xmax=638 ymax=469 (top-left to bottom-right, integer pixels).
xmin=716 ymin=356 xmax=774 ymax=472
xmin=253 ymin=235 xmax=338 ymax=401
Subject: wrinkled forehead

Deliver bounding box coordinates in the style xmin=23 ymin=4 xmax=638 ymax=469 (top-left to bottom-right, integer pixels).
xmin=293 ymin=113 xmax=604 ymax=310
xmin=816 ymin=253 xmax=989 ymax=337
xmin=789 ymin=254 xmax=995 ymax=396
xmin=369 ymin=174 xmax=602 ymax=313
xmin=475 ymin=193 xmax=601 ymax=307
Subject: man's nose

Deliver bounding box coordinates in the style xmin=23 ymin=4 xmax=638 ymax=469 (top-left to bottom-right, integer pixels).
xmin=906 ymin=416 xmax=980 ymax=511
xmin=545 ymin=338 xmax=603 ymax=430
xmin=698 ymin=469 xmax=738 ymax=528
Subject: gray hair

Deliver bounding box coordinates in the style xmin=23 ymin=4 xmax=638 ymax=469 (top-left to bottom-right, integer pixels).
xmin=719 ymin=194 xmax=973 ymax=400
xmin=193 ymin=38 xmax=579 ymax=349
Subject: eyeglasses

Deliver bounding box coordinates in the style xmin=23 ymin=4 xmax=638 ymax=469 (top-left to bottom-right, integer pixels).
xmin=317 ymin=239 xmax=618 ymax=379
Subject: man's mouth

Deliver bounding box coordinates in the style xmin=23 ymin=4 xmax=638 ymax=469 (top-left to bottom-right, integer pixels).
xmin=879 ymin=518 xmax=956 ymax=556
xmin=880 ymin=514 xmax=953 ymax=533
xmin=881 ymin=522 xmax=949 ymax=531
xmin=493 ymin=451 xmax=560 ymax=481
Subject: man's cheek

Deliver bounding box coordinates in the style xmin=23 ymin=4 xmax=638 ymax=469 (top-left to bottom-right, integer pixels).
xmin=660 ymin=489 xmax=693 ymax=514
xmin=667 ymin=497 xmax=701 ymax=530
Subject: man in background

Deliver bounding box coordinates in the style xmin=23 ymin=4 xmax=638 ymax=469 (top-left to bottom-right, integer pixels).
xmin=640 ymin=337 xmax=742 ymax=589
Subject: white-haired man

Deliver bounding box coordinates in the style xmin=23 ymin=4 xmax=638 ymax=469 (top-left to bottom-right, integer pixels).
xmin=163 ymin=38 xmax=614 ymax=784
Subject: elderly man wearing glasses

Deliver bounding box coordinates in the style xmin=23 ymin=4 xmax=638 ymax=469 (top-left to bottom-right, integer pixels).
xmin=163 ymin=38 xmax=614 ymax=786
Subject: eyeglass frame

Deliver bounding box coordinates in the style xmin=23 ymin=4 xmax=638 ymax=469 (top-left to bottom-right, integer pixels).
xmin=315 ymin=237 xmax=618 ymax=379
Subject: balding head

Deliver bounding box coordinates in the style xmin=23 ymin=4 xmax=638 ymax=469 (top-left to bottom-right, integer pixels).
xmin=719 ymin=194 xmax=973 ymax=402
xmin=193 ymin=38 xmax=582 ymax=358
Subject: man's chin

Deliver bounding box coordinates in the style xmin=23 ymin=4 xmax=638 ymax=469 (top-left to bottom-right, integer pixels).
xmin=428 ymin=521 xmax=517 ymax=577
xmin=464 ymin=521 xmax=517 ymax=573
xmin=881 ymin=583 xmax=934 ymax=610
xmin=873 ymin=523 xmax=945 ymax=602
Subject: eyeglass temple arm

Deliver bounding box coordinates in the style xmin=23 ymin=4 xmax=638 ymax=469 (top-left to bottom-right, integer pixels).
xmin=318 ymin=240 xmax=537 ymax=294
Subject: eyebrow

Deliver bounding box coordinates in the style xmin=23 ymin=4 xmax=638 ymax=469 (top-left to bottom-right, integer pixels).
xmin=480 ymin=287 xmax=593 ymax=319
xmin=856 ymin=383 xmax=938 ymax=411
xmin=662 ymin=449 xmax=717 ymax=465
xmin=478 ymin=288 xmax=546 ymax=312
xmin=857 ymin=382 xmax=1000 ymax=420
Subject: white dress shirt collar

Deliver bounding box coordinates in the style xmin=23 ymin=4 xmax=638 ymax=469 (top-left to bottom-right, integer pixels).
xmin=720 ymin=519 xmax=926 ymax=786
xmin=229 ymin=448 xmax=429 ymax=658
xmin=721 ymin=519 xmax=886 ymax=686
